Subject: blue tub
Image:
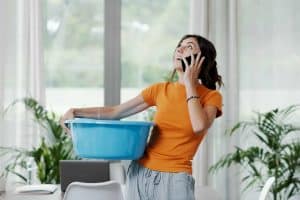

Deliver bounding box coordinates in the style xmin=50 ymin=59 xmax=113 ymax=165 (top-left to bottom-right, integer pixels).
xmin=65 ymin=118 xmax=154 ymax=160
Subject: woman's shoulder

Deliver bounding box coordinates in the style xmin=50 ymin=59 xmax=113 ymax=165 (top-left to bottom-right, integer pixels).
xmin=147 ymin=81 xmax=170 ymax=88
xmin=200 ymin=85 xmax=223 ymax=117
xmin=199 ymin=84 xmax=222 ymax=99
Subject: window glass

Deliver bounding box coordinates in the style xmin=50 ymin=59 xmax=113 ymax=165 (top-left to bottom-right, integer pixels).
xmin=121 ymin=0 xmax=190 ymax=120
xmin=44 ymin=0 xmax=104 ymax=114
xmin=239 ymin=0 xmax=300 ymax=118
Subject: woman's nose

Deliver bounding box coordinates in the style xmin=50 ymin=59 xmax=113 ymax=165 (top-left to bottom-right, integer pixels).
xmin=176 ymin=46 xmax=184 ymax=53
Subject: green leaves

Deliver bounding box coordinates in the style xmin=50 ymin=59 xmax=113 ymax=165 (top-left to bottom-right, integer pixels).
xmin=209 ymin=105 xmax=300 ymax=200
xmin=1 ymin=97 xmax=79 ymax=184
xmin=22 ymin=98 xmax=80 ymax=184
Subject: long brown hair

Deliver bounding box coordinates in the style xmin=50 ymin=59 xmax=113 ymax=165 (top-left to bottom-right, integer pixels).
xmin=170 ymin=34 xmax=223 ymax=90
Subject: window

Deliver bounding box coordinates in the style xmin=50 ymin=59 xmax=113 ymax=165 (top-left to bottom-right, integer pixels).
xmin=121 ymin=0 xmax=190 ymax=120
xmin=44 ymin=0 xmax=190 ymax=118
xmin=238 ymin=1 xmax=300 ymax=199
xmin=239 ymin=0 xmax=300 ymax=118
xmin=44 ymin=0 xmax=104 ymax=114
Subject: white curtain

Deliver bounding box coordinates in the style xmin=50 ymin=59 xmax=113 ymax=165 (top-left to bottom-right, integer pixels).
xmin=0 ymin=0 xmax=44 ymax=147
xmin=238 ymin=1 xmax=300 ymax=199
xmin=190 ymin=0 xmax=240 ymax=200
xmin=191 ymin=1 xmax=300 ymax=200
xmin=0 ymin=0 xmax=44 ymax=186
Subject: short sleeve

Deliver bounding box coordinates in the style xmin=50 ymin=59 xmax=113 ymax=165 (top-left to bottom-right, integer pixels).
xmin=141 ymin=83 xmax=162 ymax=106
xmin=203 ymin=90 xmax=223 ymax=118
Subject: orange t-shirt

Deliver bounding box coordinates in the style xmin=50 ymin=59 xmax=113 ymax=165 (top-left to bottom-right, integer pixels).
xmin=138 ymin=82 xmax=223 ymax=174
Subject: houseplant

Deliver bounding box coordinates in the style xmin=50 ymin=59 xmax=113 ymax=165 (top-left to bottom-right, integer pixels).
xmin=209 ymin=105 xmax=300 ymax=200
xmin=0 ymin=97 xmax=79 ymax=184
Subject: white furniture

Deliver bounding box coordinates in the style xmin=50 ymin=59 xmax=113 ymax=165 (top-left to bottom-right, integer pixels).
xmin=0 ymin=186 xmax=62 ymax=200
xmin=109 ymin=161 xmax=126 ymax=184
xmin=63 ymin=181 xmax=124 ymax=200
xmin=198 ymin=186 xmax=222 ymax=200
xmin=259 ymin=177 xmax=275 ymax=200
xmin=15 ymin=184 xmax=57 ymax=194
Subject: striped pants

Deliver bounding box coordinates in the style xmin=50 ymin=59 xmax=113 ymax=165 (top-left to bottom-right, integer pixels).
xmin=125 ymin=161 xmax=195 ymax=200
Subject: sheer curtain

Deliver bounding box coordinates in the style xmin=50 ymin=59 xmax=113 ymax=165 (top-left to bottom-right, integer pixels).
xmin=0 ymin=0 xmax=44 ymax=187
xmin=191 ymin=1 xmax=300 ymax=200
xmin=190 ymin=0 xmax=240 ymax=200
xmin=238 ymin=1 xmax=300 ymax=199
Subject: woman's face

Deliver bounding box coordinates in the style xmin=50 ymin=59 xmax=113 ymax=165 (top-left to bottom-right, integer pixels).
xmin=173 ymin=37 xmax=201 ymax=71
xmin=174 ymin=37 xmax=200 ymax=60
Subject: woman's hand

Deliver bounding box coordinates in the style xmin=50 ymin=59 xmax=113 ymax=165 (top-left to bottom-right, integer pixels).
xmin=60 ymin=108 xmax=75 ymax=135
xmin=182 ymin=52 xmax=205 ymax=87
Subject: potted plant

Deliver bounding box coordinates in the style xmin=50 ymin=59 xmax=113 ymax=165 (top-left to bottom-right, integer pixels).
xmin=0 ymin=98 xmax=79 ymax=184
xmin=209 ymin=105 xmax=300 ymax=200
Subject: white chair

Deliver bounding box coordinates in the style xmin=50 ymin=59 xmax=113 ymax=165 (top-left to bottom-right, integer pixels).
xmin=109 ymin=161 xmax=126 ymax=184
xmin=63 ymin=181 xmax=124 ymax=200
xmin=258 ymin=177 xmax=275 ymax=200
xmin=197 ymin=186 xmax=222 ymax=200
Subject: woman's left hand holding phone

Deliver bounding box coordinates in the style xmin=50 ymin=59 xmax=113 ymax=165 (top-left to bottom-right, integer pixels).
xmin=182 ymin=52 xmax=205 ymax=87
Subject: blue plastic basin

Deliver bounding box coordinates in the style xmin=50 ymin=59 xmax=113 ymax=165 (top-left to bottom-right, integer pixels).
xmin=65 ymin=118 xmax=154 ymax=160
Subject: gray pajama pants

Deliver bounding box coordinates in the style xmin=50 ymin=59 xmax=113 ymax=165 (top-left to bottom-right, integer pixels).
xmin=125 ymin=161 xmax=195 ymax=200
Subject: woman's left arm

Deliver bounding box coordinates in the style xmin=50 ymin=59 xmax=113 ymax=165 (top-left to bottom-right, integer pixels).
xmin=185 ymin=85 xmax=218 ymax=135
xmin=182 ymin=52 xmax=220 ymax=135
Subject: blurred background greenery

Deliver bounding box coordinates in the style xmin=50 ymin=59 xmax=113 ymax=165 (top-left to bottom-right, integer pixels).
xmin=44 ymin=0 xmax=188 ymax=88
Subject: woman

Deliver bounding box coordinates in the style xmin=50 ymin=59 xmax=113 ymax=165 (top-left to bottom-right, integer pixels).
xmin=61 ymin=34 xmax=223 ymax=200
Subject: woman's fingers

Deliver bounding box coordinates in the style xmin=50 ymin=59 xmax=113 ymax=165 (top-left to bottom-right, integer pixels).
xmin=195 ymin=52 xmax=201 ymax=65
xmin=183 ymin=51 xmax=205 ymax=78
xmin=60 ymin=109 xmax=75 ymax=135
xmin=60 ymin=116 xmax=71 ymax=135
xmin=191 ymin=52 xmax=195 ymax=67
xmin=196 ymin=56 xmax=205 ymax=75
xmin=194 ymin=52 xmax=202 ymax=72
xmin=182 ymin=57 xmax=189 ymax=71
xmin=189 ymin=52 xmax=202 ymax=73
xmin=198 ymin=56 xmax=205 ymax=69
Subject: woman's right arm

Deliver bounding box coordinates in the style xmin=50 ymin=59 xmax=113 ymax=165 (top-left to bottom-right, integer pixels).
xmin=60 ymin=94 xmax=150 ymax=132
xmin=74 ymin=94 xmax=149 ymax=120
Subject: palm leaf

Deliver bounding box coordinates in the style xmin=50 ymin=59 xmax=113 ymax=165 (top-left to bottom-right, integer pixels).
xmin=210 ymin=105 xmax=300 ymax=199
xmin=1 ymin=97 xmax=79 ymax=184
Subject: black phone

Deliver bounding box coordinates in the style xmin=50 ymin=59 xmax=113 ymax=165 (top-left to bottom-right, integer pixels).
xmin=180 ymin=54 xmax=198 ymax=72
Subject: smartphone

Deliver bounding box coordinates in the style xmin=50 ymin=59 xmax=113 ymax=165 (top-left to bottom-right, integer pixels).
xmin=180 ymin=54 xmax=198 ymax=72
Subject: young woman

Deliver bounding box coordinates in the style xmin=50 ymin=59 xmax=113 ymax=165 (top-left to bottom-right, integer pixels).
xmin=61 ymin=34 xmax=223 ymax=200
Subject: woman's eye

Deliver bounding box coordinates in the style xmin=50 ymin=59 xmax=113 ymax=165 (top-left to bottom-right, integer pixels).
xmin=188 ymin=45 xmax=193 ymax=49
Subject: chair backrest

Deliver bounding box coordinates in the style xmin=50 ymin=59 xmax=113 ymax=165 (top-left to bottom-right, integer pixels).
xmin=60 ymin=160 xmax=110 ymax=192
xmin=63 ymin=181 xmax=124 ymax=200
xmin=259 ymin=177 xmax=275 ymax=200
xmin=60 ymin=160 xmax=126 ymax=192
xmin=197 ymin=186 xmax=222 ymax=200
xmin=109 ymin=161 xmax=126 ymax=184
